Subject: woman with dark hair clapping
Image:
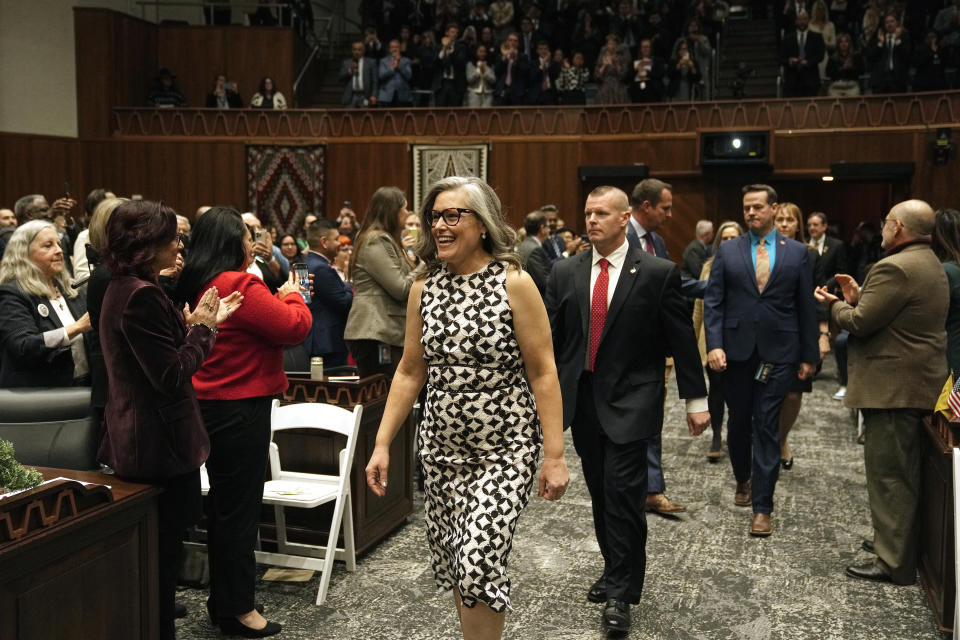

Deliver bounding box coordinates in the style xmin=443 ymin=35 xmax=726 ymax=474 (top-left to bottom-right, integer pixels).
xmin=250 ymin=76 xmax=288 ymax=109
xmin=177 ymin=207 xmax=310 ymax=638
xmin=98 ymin=200 xmax=242 ymax=640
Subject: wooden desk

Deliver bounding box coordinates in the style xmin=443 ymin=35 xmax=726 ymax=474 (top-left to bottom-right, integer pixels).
xmin=257 ymin=374 xmax=413 ymax=555
xmin=919 ymin=414 xmax=956 ymax=634
xmin=0 ymin=468 xmax=160 ymax=640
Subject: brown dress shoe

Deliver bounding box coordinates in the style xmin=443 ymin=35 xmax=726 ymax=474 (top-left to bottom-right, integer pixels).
xmin=734 ymin=480 xmax=751 ymax=507
xmin=750 ymin=512 xmax=772 ymax=536
xmin=645 ymin=493 xmax=686 ymax=513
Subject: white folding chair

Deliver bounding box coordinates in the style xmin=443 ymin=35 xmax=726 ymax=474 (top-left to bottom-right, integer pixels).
xmin=254 ymin=399 xmax=362 ymax=605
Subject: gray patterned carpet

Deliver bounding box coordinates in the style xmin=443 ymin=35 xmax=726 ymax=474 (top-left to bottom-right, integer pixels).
xmin=175 ymin=359 xmax=945 ymax=639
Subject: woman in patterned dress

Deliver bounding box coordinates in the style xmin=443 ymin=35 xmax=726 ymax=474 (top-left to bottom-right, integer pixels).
xmin=366 ymin=176 xmax=569 ymax=640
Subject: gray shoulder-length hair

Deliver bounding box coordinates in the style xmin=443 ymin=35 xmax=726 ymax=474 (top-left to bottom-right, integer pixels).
xmin=0 ymin=220 xmax=77 ymax=299
xmin=414 ymin=176 xmax=521 ymax=275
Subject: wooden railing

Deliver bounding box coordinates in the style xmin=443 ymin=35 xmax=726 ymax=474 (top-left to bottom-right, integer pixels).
xmin=111 ymin=91 xmax=960 ymax=139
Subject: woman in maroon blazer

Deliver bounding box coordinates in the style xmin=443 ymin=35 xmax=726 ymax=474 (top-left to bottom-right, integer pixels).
xmin=98 ymin=200 xmax=241 ymax=640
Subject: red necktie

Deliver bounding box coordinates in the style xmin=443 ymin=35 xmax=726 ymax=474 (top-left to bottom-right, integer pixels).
xmin=642 ymin=234 xmax=655 ymax=255
xmin=589 ymin=258 xmax=610 ymax=371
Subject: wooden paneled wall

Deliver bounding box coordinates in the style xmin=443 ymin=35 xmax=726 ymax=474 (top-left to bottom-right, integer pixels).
xmin=2 ymin=129 xmax=956 ymax=260
xmin=74 ymin=8 xmax=301 ymax=138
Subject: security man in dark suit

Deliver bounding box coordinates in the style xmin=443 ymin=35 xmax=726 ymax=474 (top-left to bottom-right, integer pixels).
xmin=781 ymin=12 xmax=825 ymax=97
xmin=704 ymin=184 xmax=819 ymax=537
xmin=547 ymin=185 xmax=709 ymax=634
xmin=305 ymin=218 xmax=353 ymax=367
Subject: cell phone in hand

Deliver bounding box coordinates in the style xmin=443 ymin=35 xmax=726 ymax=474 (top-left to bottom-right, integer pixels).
xmin=293 ymin=263 xmax=311 ymax=303
xmin=255 ymin=229 xmax=268 ymax=245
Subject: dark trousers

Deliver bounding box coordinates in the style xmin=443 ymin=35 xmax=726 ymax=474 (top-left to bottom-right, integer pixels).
xmin=346 ymin=339 xmax=403 ymax=381
xmin=199 ymin=396 xmax=273 ymax=618
xmin=435 ymin=79 xmax=463 ymax=106
xmin=862 ymin=408 xmax=923 ymax=584
xmin=572 ymin=373 xmax=648 ymax=604
xmin=141 ymin=469 xmax=201 ymax=640
xmin=723 ymin=355 xmax=794 ymax=513
xmin=706 ymin=365 xmax=725 ymax=443
xmin=833 ymin=330 xmax=849 ymax=386
xmin=646 ymin=364 xmax=668 ymax=493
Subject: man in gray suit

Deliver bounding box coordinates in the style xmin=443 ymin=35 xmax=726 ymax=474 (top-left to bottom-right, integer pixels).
xmin=340 ymin=41 xmax=378 ymax=107
xmin=518 ymin=210 xmax=553 ymax=296
xmin=815 ymin=199 xmax=948 ymax=585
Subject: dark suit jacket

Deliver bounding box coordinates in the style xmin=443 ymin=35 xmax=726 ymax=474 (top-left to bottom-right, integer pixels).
xmin=518 ymin=236 xmax=552 ymax=295
xmin=780 ymin=28 xmax=825 ymax=96
xmin=681 ymin=239 xmax=710 ymax=280
xmin=814 ymin=235 xmax=847 ymax=285
xmin=866 ymin=33 xmax=912 ymax=92
xmin=0 ymin=282 xmax=89 ymax=388
xmin=546 ymin=246 xmax=707 ymax=444
xmin=495 ymin=54 xmax=532 ymax=104
xmin=627 ymin=222 xmax=707 ymax=298
xmin=541 ymin=234 xmax=566 ymax=263
xmin=97 ymin=276 xmax=213 ymax=479
xmin=704 ymin=232 xmax=819 ymax=365
xmin=339 ymin=56 xmax=378 ymax=105
xmin=305 ymin=251 xmax=353 ymax=358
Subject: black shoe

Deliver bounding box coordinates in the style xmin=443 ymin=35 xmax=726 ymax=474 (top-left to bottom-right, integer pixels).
xmin=602 ymin=599 xmax=630 ymax=632
xmin=174 ymin=602 xmax=188 ymax=619
xmin=845 ymin=562 xmax=893 ymax=583
xmin=207 ymin=601 xmax=265 ymax=626
xmin=587 ymin=574 xmax=607 ymax=603
xmin=780 ymin=457 xmax=794 ymax=470
xmin=862 ymin=539 xmax=875 ymax=553
xmin=218 ymin=616 xmax=282 ymax=638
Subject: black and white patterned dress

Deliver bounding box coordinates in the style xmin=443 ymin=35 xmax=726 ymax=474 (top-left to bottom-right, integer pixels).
xmin=418 ymin=260 xmax=542 ymax=613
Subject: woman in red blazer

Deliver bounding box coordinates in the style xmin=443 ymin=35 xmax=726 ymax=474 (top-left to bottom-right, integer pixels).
xmin=98 ymin=200 xmax=241 ymax=640
xmin=177 ymin=207 xmax=311 ymax=638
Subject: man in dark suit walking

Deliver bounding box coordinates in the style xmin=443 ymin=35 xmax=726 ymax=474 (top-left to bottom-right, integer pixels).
xmin=305 ymin=218 xmax=353 ymax=367
xmin=681 ymin=219 xmax=715 ymax=280
xmin=518 ymin=210 xmax=553 ymax=295
xmin=807 ymin=211 xmax=847 ymax=285
xmin=781 ymin=12 xmax=825 ymax=97
xmin=704 ymin=184 xmax=818 ymax=536
xmin=547 ymin=186 xmax=709 ymax=633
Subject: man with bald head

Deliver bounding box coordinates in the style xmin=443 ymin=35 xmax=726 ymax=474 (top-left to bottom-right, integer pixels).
xmin=547 ymin=186 xmax=708 ymax=633
xmin=815 ymin=199 xmax=949 ymax=585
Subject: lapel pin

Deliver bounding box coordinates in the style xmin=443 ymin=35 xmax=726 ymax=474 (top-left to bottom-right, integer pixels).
xmin=37 ymin=303 xmax=49 ymax=318
xmin=779 ymin=240 xmax=786 ymax=245
xmin=630 ymin=267 xmax=637 ymax=274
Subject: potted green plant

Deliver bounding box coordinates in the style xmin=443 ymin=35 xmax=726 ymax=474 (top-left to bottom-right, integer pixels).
xmin=0 ymin=439 xmax=44 ymax=494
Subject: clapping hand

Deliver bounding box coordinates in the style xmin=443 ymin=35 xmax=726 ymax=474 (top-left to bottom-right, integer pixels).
xmin=184 ymin=286 xmax=220 ymax=327
xmin=216 ymin=291 xmax=244 ymax=324
xmin=835 ymin=273 xmax=860 ymax=303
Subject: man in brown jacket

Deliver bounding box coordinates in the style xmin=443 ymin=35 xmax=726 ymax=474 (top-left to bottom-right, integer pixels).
xmin=815 ymin=199 xmax=949 ymax=585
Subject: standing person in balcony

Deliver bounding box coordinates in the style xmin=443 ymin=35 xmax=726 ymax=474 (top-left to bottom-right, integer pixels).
xmin=147 ymin=67 xmax=187 ymax=108
xmin=594 ymin=34 xmax=630 ymax=104
xmin=378 ymin=39 xmax=414 ymax=107
xmin=465 ymin=44 xmax=497 ymax=106
xmin=250 ymin=76 xmax=288 ymax=110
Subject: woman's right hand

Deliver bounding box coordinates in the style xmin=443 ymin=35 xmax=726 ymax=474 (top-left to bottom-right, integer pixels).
xmin=183 ymin=286 xmax=220 ymax=327
xmin=365 ymin=445 xmax=390 ymax=497
xmin=277 ymin=269 xmax=300 ymax=300
xmin=66 ymin=312 xmax=93 ymax=339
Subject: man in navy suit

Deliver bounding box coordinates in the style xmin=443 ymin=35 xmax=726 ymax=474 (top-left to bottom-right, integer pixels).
xmin=704 ymin=184 xmax=818 ymax=536
xmin=304 ymin=218 xmax=353 ymax=367
xmin=547 ymin=185 xmax=708 ymax=633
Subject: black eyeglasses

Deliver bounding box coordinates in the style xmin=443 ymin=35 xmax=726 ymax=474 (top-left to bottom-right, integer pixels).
xmin=429 ymin=208 xmax=475 ymax=227
xmin=176 ymin=233 xmax=187 ymax=245
xmin=880 ymin=215 xmax=899 ymax=228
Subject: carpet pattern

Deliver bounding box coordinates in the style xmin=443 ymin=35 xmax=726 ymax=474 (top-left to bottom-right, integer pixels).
xmin=246 ymin=145 xmax=324 ymax=236
xmin=174 ymin=358 xmax=943 ymax=639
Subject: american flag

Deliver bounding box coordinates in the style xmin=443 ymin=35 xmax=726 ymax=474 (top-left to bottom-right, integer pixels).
xmin=949 ymin=376 xmax=960 ymax=418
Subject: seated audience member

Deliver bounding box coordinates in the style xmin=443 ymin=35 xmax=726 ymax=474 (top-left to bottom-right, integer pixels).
xmin=466 ymin=44 xmax=497 ymax=106
xmin=495 ymin=33 xmax=532 ymax=105
xmin=0 ymin=220 xmax=92 ymax=387
xmin=866 ymin=13 xmax=911 ymax=93
xmin=557 ymin=51 xmax=590 ymax=104
xmin=517 ymin=210 xmax=552 ymax=295
xmin=529 ymin=41 xmax=560 ymax=105
xmin=435 ymin=24 xmax=468 ymax=107
xmin=251 ymin=76 xmax=288 ymax=109
xmin=241 ymin=212 xmax=288 ymax=292
xmin=378 ymin=39 xmax=414 ymax=107
xmin=341 ymin=41 xmax=379 ymax=107
xmin=912 ymin=29 xmax=948 ymax=92
xmin=595 ymin=34 xmax=630 ymax=104
xmin=628 ymin=39 xmax=667 ymax=102
xmin=305 ymin=218 xmax=353 ymax=367
xmin=278 ymin=233 xmax=301 ymax=263
xmin=72 ymin=187 xmax=115 ymax=281
xmin=826 ymin=32 xmax=864 ymax=96
xmin=344 ymin=187 xmax=416 ymax=379
xmin=781 ymin=12 xmax=825 ymax=97
xmin=147 ymin=68 xmax=187 ymax=108
xmin=206 ymin=74 xmax=243 ymax=108
xmin=97 ymin=200 xmax=238 ymax=640
xmin=176 ymin=207 xmax=309 ymax=638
